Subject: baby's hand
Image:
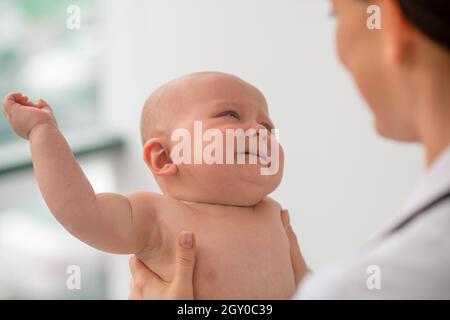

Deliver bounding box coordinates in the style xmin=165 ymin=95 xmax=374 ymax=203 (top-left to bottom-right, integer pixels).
xmin=2 ymin=93 xmax=57 ymax=140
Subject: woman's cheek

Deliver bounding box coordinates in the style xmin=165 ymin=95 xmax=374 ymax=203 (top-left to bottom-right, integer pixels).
xmin=336 ymin=21 xmax=351 ymax=68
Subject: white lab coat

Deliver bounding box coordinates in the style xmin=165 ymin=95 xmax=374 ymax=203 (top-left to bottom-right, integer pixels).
xmin=295 ymin=145 xmax=450 ymax=299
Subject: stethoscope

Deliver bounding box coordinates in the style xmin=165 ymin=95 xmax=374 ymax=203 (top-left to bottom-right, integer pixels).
xmin=386 ymin=189 xmax=450 ymax=236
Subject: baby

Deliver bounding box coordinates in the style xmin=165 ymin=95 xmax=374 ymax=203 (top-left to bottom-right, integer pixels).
xmin=2 ymin=72 xmax=296 ymax=299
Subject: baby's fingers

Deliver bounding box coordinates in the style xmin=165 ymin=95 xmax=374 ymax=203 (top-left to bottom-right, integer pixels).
xmin=3 ymin=93 xmax=33 ymax=117
xmin=3 ymin=93 xmax=23 ymax=119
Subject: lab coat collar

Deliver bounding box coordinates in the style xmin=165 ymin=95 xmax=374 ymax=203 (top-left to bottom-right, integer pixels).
xmin=372 ymin=144 xmax=450 ymax=240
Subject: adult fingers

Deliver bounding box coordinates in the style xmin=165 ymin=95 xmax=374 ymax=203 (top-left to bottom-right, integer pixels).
xmin=281 ymin=210 xmax=308 ymax=286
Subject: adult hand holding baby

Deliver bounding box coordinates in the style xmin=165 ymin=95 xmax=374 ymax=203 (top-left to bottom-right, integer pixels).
xmin=129 ymin=211 xmax=308 ymax=299
xmin=280 ymin=210 xmax=309 ymax=287
xmin=129 ymin=231 xmax=197 ymax=300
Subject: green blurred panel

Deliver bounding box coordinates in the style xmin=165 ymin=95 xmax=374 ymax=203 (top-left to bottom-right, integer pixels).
xmin=19 ymin=0 xmax=65 ymax=19
xmin=12 ymin=0 xmax=93 ymax=20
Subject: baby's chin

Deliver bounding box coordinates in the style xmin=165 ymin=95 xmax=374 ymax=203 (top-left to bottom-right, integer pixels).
xmin=164 ymin=161 xmax=282 ymax=207
xmin=188 ymin=168 xmax=280 ymax=206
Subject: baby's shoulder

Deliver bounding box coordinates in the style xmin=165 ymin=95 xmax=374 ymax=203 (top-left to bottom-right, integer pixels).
xmin=126 ymin=191 xmax=184 ymax=214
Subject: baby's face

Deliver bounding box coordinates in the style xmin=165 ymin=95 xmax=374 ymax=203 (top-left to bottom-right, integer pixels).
xmin=149 ymin=73 xmax=284 ymax=206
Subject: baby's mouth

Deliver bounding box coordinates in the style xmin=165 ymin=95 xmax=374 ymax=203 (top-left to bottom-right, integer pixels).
xmin=237 ymin=150 xmax=270 ymax=166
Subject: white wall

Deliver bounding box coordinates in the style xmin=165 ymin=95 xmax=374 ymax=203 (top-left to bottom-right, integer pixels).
xmin=98 ymin=0 xmax=424 ymax=298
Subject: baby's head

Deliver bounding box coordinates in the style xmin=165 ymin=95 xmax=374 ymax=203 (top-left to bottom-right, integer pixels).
xmin=140 ymin=72 xmax=284 ymax=206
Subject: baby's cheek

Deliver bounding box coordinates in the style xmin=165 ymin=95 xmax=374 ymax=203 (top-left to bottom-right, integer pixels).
xmin=266 ymin=142 xmax=284 ymax=178
xmin=277 ymin=144 xmax=285 ymax=166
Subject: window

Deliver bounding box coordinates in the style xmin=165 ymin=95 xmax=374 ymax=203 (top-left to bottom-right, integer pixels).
xmin=0 ymin=0 xmax=99 ymax=145
xmin=0 ymin=0 xmax=113 ymax=299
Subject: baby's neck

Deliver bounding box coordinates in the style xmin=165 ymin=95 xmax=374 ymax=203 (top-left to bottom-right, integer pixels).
xmin=176 ymin=198 xmax=261 ymax=211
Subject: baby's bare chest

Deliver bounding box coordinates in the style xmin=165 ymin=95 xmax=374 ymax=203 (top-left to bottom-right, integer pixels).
xmin=139 ymin=201 xmax=295 ymax=299
xmin=160 ymin=201 xmax=287 ymax=252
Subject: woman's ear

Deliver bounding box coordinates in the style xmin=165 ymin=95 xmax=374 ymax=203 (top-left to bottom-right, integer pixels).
xmin=380 ymin=0 xmax=414 ymax=64
xmin=143 ymin=138 xmax=178 ymax=176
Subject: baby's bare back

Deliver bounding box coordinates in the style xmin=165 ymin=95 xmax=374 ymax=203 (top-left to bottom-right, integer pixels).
xmin=136 ymin=196 xmax=296 ymax=299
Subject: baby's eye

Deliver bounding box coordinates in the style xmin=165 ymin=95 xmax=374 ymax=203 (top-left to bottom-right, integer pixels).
xmin=218 ymin=111 xmax=239 ymax=120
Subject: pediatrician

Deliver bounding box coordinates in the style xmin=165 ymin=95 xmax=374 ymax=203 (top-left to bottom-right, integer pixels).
xmin=128 ymin=0 xmax=450 ymax=299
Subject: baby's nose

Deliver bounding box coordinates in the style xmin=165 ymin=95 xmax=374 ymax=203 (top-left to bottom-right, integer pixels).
xmin=248 ymin=122 xmax=266 ymax=133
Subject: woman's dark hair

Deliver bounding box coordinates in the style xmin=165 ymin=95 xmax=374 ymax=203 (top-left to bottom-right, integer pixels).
xmin=397 ymin=0 xmax=450 ymax=51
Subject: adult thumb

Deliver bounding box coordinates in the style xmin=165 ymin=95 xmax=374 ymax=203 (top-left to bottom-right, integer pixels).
xmin=36 ymin=99 xmax=53 ymax=114
xmin=173 ymin=231 xmax=196 ymax=289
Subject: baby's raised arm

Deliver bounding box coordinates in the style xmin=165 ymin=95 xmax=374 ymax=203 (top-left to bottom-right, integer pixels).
xmin=2 ymin=93 xmax=160 ymax=254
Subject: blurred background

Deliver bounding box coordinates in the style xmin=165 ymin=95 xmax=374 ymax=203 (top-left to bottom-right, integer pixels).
xmin=0 ymin=0 xmax=424 ymax=299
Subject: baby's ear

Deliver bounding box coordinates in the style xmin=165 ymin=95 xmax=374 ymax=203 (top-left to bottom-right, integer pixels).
xmin=143 ymin=138 xmax=178 ymax=176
